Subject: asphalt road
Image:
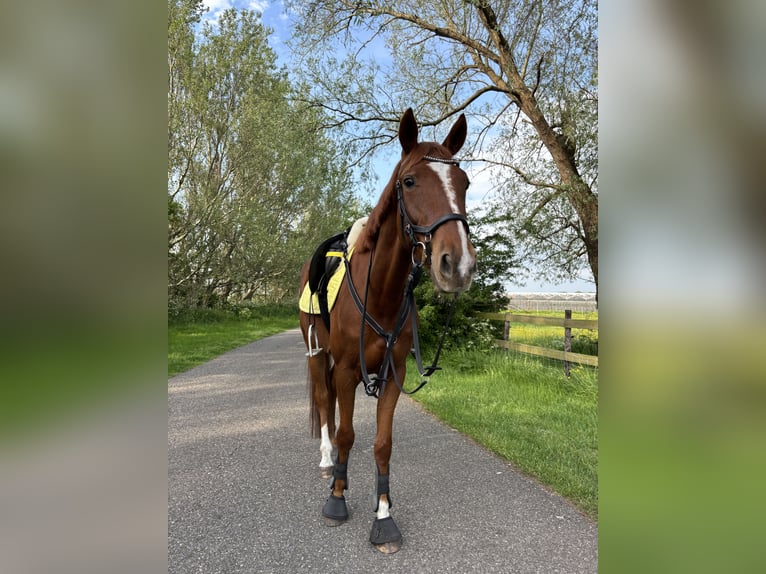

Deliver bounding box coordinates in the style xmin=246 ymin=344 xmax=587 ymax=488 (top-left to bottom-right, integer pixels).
xmin=168 ymin=329 xmax=597 ymax=573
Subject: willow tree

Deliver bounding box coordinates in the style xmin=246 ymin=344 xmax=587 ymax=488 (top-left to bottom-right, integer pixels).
xmin=288 ymin=0 xmax=598 ymax=295
xmin=168 ymin=3 xmax=361 ymax=307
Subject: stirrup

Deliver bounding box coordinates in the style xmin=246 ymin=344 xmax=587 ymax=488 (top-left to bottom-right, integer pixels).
xmin=306 ymin=323 xmax=323 ymax=357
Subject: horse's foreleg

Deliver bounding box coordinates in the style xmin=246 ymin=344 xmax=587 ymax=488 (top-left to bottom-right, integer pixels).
xmin=321 ymin=371 xmax=355 ymax=525
xmin=370 ymin=373 xmax=403 ymax=553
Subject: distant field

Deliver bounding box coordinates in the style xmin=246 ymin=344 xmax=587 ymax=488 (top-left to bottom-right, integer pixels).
xmin=501 ymin=309 xmax=598 ymax=356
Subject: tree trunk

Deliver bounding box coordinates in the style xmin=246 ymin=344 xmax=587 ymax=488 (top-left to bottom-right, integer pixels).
xmin=524 ymin=96 xmax=599 ymax=300
xmin=474 ymin=0 xmax=598 ymax=297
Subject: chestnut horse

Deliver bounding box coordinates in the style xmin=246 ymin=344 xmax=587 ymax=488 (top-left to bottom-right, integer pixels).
xmin=299 ymin=108 xmax=476 ymax=553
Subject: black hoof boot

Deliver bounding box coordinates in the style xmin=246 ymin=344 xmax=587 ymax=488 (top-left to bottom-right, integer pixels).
xmin=370 ymin=516 xmax=402 ymax=554
xmin=321 ymin=494 xmax=348 ymax=526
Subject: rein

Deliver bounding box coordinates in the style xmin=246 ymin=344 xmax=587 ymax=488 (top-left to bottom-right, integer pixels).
xmin=343 ymin=155 xmax=467 ymax=399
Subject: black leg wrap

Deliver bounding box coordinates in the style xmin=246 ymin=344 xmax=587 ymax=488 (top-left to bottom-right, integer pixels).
xmin=370 ymin=516 xmax=402 ymax=546
xmin=330 ymin=460 xmax=348 ymax=490
xmin=373 ymin=467 xmax=392 ymax=511
xmin=322 ymin=494 xmax=348 ymax=522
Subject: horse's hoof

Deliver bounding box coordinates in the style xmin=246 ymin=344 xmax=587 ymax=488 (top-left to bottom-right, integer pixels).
xmin=319 ymin=465 xmax=334 ymax=479
xmin=321 ymin=494 xmax=348 ymax=526
xmin=322 ymin=516 xmax=346 ymax=527
xmin=370 ymin=516 xmax=402 ymax=553
xmin=374 ymin=541 xmax=402 ymax=554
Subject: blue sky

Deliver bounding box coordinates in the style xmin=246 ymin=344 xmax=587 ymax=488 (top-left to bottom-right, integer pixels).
xmin=199 ymin=1 xmax=594 ymax=293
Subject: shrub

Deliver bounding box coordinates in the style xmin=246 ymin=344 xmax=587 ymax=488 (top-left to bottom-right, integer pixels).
xmin=414 ymin=273 xmax=506 ymax=353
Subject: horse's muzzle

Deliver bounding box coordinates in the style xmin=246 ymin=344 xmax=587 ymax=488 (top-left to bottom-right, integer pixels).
xmin=431 ymin=244 xmax=477 ymax=293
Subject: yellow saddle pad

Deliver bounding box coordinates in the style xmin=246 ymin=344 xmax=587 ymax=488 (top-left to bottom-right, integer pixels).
xmin=299 ymin=247 xmax=354 ymax=314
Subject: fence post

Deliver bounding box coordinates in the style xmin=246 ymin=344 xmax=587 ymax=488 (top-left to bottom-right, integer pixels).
xmin=564 ymin=309 xmax=572 ymax=376
xmin=503 ymin=314 xmax=510 ymax=353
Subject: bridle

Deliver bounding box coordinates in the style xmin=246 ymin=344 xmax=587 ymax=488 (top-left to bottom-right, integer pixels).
xmin=396 ymin=155 xmax=470 ymax=267
xmin=343 ymin=155 xmax=470 ymax=398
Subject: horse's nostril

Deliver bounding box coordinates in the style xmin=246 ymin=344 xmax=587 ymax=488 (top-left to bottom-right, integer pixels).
xmin=440 ymin=253 xmax=453 ymax=278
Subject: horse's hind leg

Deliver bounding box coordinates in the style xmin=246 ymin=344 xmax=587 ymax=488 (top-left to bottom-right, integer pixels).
xmin=308 ymin=352 xmax=335 ymax=478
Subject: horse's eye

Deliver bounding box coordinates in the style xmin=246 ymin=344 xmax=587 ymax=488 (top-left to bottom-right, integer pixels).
xmin=403 ymin=176 xmax=415 ymax=188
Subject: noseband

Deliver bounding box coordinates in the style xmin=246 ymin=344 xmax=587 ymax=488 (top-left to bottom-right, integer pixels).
xmin=396 ymin=155 xmax=470 ymax=265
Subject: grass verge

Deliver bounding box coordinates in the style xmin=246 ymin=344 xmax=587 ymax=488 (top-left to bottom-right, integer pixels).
xmin=407 ymin=349 xmax=598 ymax=519
xmin=168 ymin=304 xmax=299 ymax=377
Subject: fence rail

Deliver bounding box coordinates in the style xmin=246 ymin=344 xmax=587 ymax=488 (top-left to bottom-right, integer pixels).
xmin=477 ymin=311 xmax=599 ymax=369
xmin=479 ymin=312 xmax=598 ymax=330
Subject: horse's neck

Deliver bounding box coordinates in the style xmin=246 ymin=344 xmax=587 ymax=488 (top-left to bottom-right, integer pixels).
xmin=365 ymin=215 xmax=412 ymax=316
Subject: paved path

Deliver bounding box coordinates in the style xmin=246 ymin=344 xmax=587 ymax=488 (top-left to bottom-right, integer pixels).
xmin=168 ymin=329 xmax=597 ymax=573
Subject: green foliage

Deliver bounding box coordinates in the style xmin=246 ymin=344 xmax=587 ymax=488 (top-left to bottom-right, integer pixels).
xmin=415 ymin=210 xmax=519 ymax=352
xmin=168 ymin=3 xmax=364 ymax=310
xmin=414 ymin=277 xmax=497 ymax=353
xmin=168 ymin=301 xmax=298 ymax=325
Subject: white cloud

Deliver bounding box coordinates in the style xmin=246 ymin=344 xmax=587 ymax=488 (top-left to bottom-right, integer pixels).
xmin=201 ymin=1 xmax=269 ymax=24
xmin=247 ymin=1 xmax=267 ymax=13
xmin=203 ymin=0 xmax=233 ymax=13
xmin=201 ymin=0 xmax=234 ymax=24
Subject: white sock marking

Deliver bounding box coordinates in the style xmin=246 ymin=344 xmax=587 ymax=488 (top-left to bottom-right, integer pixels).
xmin=376 ymin=496 xmax=390 ymax=520
xmin=427 ymin=162 xmax=474 ymax=278
xmin=319 ymin=424 xmax=333 ymax=468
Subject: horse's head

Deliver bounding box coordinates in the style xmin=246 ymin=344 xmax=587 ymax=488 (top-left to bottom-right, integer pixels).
xmin=395 ymin=108 xmax=477 ymax=293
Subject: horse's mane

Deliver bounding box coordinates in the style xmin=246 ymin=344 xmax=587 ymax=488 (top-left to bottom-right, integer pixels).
xmin=357 ymin=160 xmax=401 ymax=253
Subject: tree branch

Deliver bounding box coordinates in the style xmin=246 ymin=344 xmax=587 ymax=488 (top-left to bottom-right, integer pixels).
xmin=354 ymin=3 xmax=502 ymax=65
xmin=418 ymin=85 xmax=507 ymax=127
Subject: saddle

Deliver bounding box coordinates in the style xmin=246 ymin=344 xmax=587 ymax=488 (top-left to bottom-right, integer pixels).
xmin=300 ymin=217 xmax=368 ymax=330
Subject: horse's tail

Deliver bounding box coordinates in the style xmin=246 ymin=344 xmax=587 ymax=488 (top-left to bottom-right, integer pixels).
xmin=301 ymin=256 xmax=333 ymax=440
xmin=308 ymin=357 xmax=321 ymax=438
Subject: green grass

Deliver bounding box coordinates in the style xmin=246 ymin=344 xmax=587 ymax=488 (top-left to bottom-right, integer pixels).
xmin=168 ymin=304 xmax=299 ymax=377
xmin=408 ymin=349 xmax=598 ymax=518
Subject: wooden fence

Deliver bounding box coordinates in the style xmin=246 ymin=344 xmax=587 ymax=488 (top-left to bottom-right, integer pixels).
xmin=477 ymin=311 xmax=599 ymax=370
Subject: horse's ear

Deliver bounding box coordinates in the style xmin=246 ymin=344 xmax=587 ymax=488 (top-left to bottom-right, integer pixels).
xmin=399 ymin=108 xmax=418 ymax=155
xmin=442 ymin=113 xmax=467 ymax=155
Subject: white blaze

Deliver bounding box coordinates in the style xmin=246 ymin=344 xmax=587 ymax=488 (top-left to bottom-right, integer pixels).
xmin=426 ymin=162 xmax=473 ymax=278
